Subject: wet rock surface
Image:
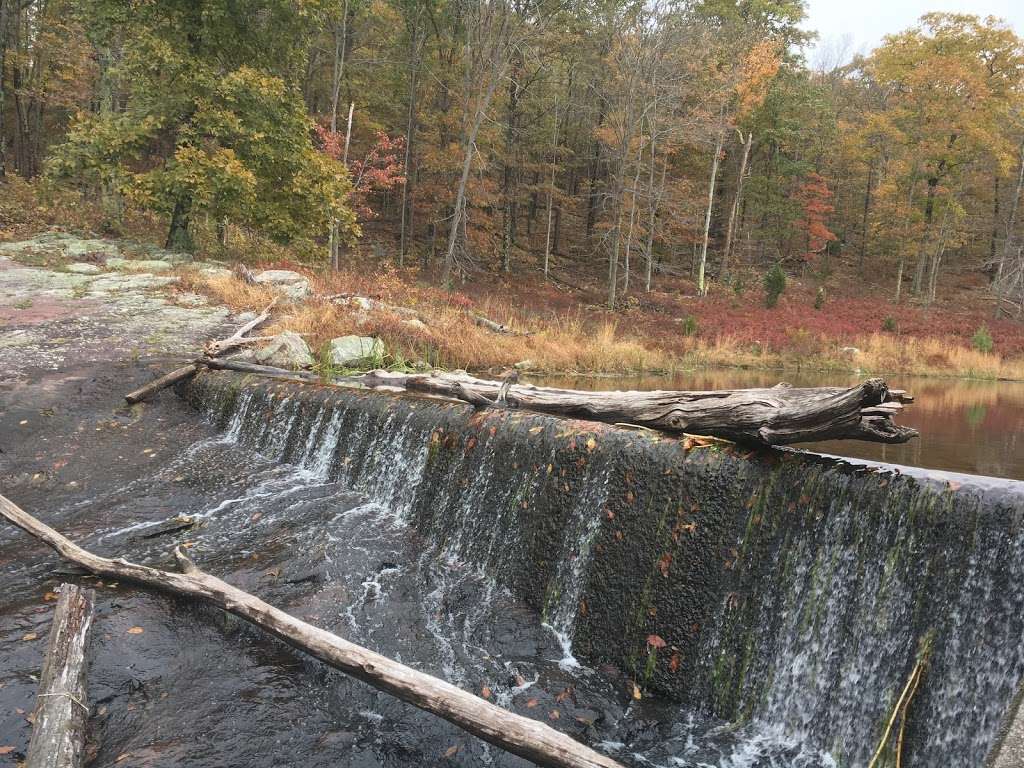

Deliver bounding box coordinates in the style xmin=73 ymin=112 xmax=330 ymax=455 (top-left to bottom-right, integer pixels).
xmin=0 ymin=235 xmax=824 ymax=768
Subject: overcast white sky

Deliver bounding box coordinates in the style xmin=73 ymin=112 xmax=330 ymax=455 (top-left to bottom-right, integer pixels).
xmin=802 ymin=0 xmax=1024 ymax=67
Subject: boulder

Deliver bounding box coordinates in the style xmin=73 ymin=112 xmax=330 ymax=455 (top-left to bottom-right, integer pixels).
xmin=106 ymin=258 xmax=174 ymax=273
xmin=326 ymin=335 xmax=384 ymax=367
xmin=255 ymin=332 xmax=314 ymax=369
xmin=253 ymin=269 xmax=311 ymax=301
xmin=65 ymin=263 xmax=102 ymax=275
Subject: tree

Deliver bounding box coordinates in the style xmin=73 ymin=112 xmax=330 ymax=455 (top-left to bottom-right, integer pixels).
xmin=46 ymin=0 xmax=356 ymax=252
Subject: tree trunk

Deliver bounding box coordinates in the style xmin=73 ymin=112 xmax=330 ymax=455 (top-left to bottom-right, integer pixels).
xmin=0 ymin=496 xmax=625 ymax=768
xmin=166 ymin=197 xmax=194 ymax=252
xmin=25 ymin=583 xmax=94 ymax=768
xmin=442 ymin=68 xmax=503 ymax=287
xmin=698 ymin=106 xmax=726 ymax=296
xmin=399 ymin=15 xmax=423 ymax=267
xmin=0 ymin=0 xmax=8 ymax=178
xmin=501 ymin=50 xmax=522 ymax=274
xmin=543 ymin=100 xmax=559 ymax=278
xmin=721 ymin=130 xmax=752 ymax=279
xmin=859 ymin=159 xmax=874 ymax=274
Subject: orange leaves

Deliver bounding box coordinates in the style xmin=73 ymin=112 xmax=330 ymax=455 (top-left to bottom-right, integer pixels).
xmin=646 ymin=634 xmax=666 ymax=649
xmin=657 ymin=553 xmax=672 ymax=578
xmin=127 ymin=626 xmax=145 ymax=635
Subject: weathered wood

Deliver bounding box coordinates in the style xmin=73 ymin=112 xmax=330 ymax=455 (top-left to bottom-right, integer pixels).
xmin=26 ymin=583 xmax=94 ymax=768
xmin=192 ymin=363 xmax=918 ymax=446
xmin=349 ymin=371 xmax=918 ymax=446
xmin=0 ymin=496 xmax=624 ymax=768
xmin=125 ymin=299 xmax=278 ymax=403
xmin=124 ymin=363 xmax=201 ymax=405
xmin=471 ymin=314 xmax=531 ymax=336
xmin=203 ymin=298 xmax=278 ymax=357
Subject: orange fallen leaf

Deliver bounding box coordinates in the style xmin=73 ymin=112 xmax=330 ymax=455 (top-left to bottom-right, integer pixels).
xmin=657 ymin=553 xmax=672 ymax=578
xmin=647 ymin=634 xmax=666 ymax=649
xmin=632 ymin=682 xmax=642 ymax=700
xmin=481 ymin=686 xmax=491 ymax=699
xmin=669 ymin=652 xmax=681 ymax=673
xmin=127 ymin=626 xmax=145 ymax=635
xmin=43 ymin=592 xmax=59 ymax=602
xmin=0 ymin=746 xmax=14 ymax=755
xmin=22 ymin=632 xmax=37 ymax=642
xmin=525 ymin=698 xmax=538 ymax=708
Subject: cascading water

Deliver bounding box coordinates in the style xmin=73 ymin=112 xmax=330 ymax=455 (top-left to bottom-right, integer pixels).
xmin=181 ymin=373 xmax=1024 ymax=767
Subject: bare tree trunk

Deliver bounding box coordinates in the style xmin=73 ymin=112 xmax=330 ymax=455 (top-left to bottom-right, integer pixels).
xmin=543 ymin=100 xmax=559 ymax=278
xmin=501 ymin=48 xmax=522 ymax=274
xmin=25 ymin=583 xmax=94 ymax=768
xmin=328 ymin=0 xmax=350 ymax=269
xmin=621 ymin=129 xmax=645 ymax=295
xmin=399 ymin=11 xmax=424 ymax=267
xmin=644 ymin=158 xmax=666 ymax=293
xmin=996 ymin=136 xmax=1024 ymax=307
xmin=0 ymin=496 xmax=626 ymax=768
xmin=721 ymin=129 xmax=752 ymax=279
xmin=0 ymin=0 xmax=9 ymax=179
xmin=697 ymin=104 xmax=726 ymax=297
xmin=859 ymin=159 xmax=875 ymax=274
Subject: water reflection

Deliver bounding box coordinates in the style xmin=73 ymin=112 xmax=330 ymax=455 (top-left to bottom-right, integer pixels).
xmin=530 ymin=371 xmax=1024 ymax=481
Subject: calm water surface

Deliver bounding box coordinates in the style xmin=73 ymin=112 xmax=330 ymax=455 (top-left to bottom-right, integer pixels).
xmin=531 ymin=371 xmax=1024 ymax=481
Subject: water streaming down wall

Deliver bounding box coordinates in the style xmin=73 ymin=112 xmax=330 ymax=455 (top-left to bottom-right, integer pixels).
xmin=182 ymin=372 xmax=1024 ymax=767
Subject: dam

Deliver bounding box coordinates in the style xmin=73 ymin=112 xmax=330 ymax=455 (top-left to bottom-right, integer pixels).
xmin=162 ymin=370 xmax=1024 ymax=767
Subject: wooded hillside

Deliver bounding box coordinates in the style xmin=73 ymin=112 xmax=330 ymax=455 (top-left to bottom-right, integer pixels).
xmin=1 ymin=1 xmax=1023 ymax=316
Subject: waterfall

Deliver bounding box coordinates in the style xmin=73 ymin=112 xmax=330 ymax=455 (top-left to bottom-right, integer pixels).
xmin=184 ymin=372 xmax=1024 ymax=766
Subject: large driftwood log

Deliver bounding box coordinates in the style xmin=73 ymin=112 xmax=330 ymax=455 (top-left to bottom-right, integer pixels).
xmin=351 ymin=370 xmax=917 ymax=446
xmin=0 ymin=496 xmax=624 ymax=768
xmin=197 ymin=362 xmax=917 ymax=445
xmin=26 ymin=583 xmax=94 ymax=768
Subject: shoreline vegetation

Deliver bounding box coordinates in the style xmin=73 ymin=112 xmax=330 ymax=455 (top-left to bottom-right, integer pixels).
xmin=2 ymin=181 xmax=1023 ymax=384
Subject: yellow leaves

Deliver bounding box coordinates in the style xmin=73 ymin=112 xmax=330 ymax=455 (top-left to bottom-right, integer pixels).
xmin=631 ymin=682 xmax=642 ymax=700
xmin=22 ymin=632 xmax=38 ymax=642
xmin=127 ymin=626 xmax=145 ymax=635
xmin=43 ymin=592 xmax=59 ymax=602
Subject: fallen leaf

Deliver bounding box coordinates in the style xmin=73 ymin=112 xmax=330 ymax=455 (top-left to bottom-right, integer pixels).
xmin=43 ymin=592 xmax=59 ymax=602
xmin=647 ymin=634 xmax=666 ymax=649
xmin=22 ymin=632 xmax=37 ymax=642
xmin=585 ymin=436 xmax=596 ymax=452
xmin=632 ymin=682 xmax=642 ymax=700
xmin=115 ymin=753 xmax=131 ymax=763
xmin=127 ymin=626 xmax=145 ymax=635
xmin=444 ymin=745 xmax=459 ymax=758
xmin=481 ymin=686 xmax=491 ymax=699
xmin=525 ymin=698 xmax=538 ymax=708
xmin=549 ymin=709 xmax=560 ymax=720
xmin=669 ymin=652 xmax=681 ymax=673
xmin=0 ymin=746 xmax=14 ymax=755
xmin=555 ymin=688 xmax=571 ymax=703
xmin=657 ymin=553 xmax=672 ymax=578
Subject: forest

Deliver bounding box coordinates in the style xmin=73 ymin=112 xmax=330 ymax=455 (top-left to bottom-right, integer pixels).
xmin=2 ymin=0 xmax=1024 ymax=375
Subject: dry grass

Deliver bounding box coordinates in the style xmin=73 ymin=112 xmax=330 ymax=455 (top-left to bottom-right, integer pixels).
xmin=178 ymin=267 xmax=676 ymax=374
xmin=174 ymin=264 xmax=1024 ymax=381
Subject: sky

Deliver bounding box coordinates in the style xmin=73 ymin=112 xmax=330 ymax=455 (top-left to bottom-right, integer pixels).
xmin=802 ymin=0 xmax=1024 ymax=67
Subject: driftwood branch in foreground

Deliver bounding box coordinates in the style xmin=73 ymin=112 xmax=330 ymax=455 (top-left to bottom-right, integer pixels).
xmin=26 ymin=583 xmax=94 ymax=768
xmin=124 ymin=299 xmax=278 ymax=404
xmin=0 ymin=496 xmax=623 ymax=768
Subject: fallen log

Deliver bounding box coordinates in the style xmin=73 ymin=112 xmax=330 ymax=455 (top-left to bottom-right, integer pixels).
xmin=26 ymin=583 xmax=94 ymax=768
xmin=347 ymin=371 xmax=918 ymax=446
xmin=124 ymin=299 xmax=278 ymax=404
xmin=203 ymin=297 xmax=278 ymax=357
xmin=194 ymin=363 xmax=917 ymax=446
xmin=124 ymin=363 xmax=201 ymax=405
xmin=0 ymin=496 xmax=624 ymax=768
xmin=471 ymin=314 xmax=532 ymax=336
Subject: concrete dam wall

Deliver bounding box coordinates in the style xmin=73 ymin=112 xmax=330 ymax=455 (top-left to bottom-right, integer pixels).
xmin=180 ymin=371 xmax=1024 ymax=767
